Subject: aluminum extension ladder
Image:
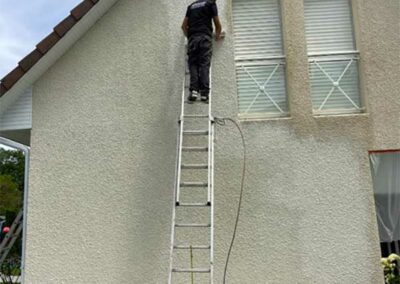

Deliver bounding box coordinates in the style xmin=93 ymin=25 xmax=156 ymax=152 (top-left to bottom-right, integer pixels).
xmin=0 ymin=210 xmax=23 ymax=266
xmin=168 ymin=54 xmax=215 ymax=283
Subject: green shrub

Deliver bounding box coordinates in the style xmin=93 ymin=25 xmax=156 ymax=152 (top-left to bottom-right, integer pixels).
xmin=0 ymin=256 xmax=21 ymax=284
xmin=382 ymin=254 xmax=400 ymax=284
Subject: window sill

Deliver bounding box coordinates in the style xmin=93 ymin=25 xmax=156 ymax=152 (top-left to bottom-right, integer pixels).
xmin=313 ymin=112 xmax=369 ymax=119
xmin=313 ymin=108 xmax=367 ymax=118
xmin=238 ymin=113 xmax=292 ymax=122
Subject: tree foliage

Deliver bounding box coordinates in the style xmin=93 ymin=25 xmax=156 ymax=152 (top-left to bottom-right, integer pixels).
xmin=0 ymin=148 xmax=24 ymax=278
xmin=0 ymin=148 xmax=24 ymax=215
xmin=0 ymin=149 xmax=25 ymax=192
xmin=0 ymin=176 xmax=22 ymax=215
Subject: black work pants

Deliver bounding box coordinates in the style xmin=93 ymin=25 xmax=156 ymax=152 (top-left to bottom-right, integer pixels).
xmin=188 ymin=34 xmax=212 ymax=97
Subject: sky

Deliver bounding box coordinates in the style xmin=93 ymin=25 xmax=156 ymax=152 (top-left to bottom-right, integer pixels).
xmin=0 ymin=0 xmax=82 ymax=78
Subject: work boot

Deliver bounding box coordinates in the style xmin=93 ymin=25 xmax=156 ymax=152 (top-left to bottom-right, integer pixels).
xmin=187 ymin=91 xmax=199 ymax=103
xmin=201 ymin=94 xmax=209 ymax=104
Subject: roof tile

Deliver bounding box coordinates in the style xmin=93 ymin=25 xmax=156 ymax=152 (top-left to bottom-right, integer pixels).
xmin=0 ymin=0 xmax=99 ymax=97
xmin=71 ymin=0 xmax=95 ymax=20
xmin=19 ymin=50 xmax=43 ymax=72
xmin=0 ymin=84 xmax=8 ymax=96
xmin=36 ymin=32 xmax=61 ymax=54
xmin=2 ymin=67 xmax=25 ymax=90
xmin=54 ymin=16 xmax=77 ymax=37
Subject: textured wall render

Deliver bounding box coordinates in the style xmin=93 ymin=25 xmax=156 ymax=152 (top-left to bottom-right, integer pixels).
xmin=26 ymin=0 xmax=398 ymax=283
xmin=354 ymin=0 xmax=400 ymax=150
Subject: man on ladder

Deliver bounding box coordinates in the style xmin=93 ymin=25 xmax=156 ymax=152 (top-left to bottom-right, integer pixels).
xmin=181 ymin=0 xmax=223 ymax=103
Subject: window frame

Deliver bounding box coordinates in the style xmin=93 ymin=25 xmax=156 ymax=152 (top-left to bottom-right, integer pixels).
xmin=0 ymin=137 xmax=30 ymax=283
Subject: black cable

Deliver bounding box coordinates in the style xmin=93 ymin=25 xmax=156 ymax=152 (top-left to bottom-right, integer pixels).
xmin=214 ymin=117 xmax=247 ymax=284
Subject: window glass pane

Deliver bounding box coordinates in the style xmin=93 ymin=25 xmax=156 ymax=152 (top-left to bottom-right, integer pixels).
xmin=0 ymin=143 xmax=27 ymax=283
xmin=370 ymin=152 xmax=400 ymax=256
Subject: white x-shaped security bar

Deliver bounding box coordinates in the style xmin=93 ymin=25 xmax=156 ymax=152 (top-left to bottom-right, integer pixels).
xmin=241 ymin=63 xmax=284 ymax=114
xmin=313 ymin=59 xmax=360 ymax=111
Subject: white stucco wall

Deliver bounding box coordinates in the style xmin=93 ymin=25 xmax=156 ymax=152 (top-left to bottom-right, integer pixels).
xmin=25 ymin=0 xmax=398 ymax=283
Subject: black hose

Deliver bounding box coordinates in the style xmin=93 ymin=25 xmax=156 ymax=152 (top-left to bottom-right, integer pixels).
xmin=215 ymin=117 xmax=247 ymax=284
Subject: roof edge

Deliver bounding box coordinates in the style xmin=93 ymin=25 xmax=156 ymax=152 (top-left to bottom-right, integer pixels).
xmin=0 ymin=0 xmax=119 ymax=117
xmin=0 ymin=0 xmax=100 ymax=97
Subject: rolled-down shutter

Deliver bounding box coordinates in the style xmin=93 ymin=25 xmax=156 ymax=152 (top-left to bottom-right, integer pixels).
xmin=304 ymin=0 xmax=361 ymax=113
xmin=304 ymin=0 xmax=355 ymax=54
xmin=233 ymin=0 xmax=288 ymax=117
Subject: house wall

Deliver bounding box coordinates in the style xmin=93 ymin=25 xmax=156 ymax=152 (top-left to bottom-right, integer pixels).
xmin=26 ymin=0 xmax=398 ymax=283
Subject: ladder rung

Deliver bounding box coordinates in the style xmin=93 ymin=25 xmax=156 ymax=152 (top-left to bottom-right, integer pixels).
xmin=183 ymin=115 xmax=208 ymax=118
xmin=175 ymin=223 xmax=211 ymax=228
xmin=181 ymin=164 xmax=208 ymax=169
xmin=172 ymin=268 xmax=211 ymax=273
xmin=180 ymin=182 xmax=208 ymax=187
xmin=177 ymin=202 xmax=210 ymax=207
xmin=174 ymin=245 xmax=211 ymax=250
xmin=183 ymin=130 xmax=209 ymax=135
xmin=185 ymin=100 xmax=203 ymax=104
xmin=182 ymin=146 xmax=208 ymax=152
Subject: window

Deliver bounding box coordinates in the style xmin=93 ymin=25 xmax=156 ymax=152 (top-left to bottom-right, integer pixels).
xmin=0 ymin=138 xmax=29 ymax=283
xmin=370 ymin=150 xmax=400 ymax=256
xmin=304 ymin=0 xmax=362 ymax=114
xmin=232 ymin=0 xmax=288 ymax=118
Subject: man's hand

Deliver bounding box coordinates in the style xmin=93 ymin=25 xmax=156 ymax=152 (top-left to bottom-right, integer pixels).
xmin=215 ymin=30 xmax=226 ymax=41
xmin=213 ymin=16 xmax=223 ymax=41
xmin=181 ymin=17 xmax=189 ymax=37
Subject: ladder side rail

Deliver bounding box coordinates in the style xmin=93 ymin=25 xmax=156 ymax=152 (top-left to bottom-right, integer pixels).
xmin=0 ymin=210 xmax=23 ymax=252
xmin=175 ymin=79 xmax=186 ymax=205
xmin=210 ymin=121 xmax=215 ymax=284
xmin=208 ymin=65 xmax=214 ymax=284
xmin=176 ymin=52 xmax=189 ymax=205
xmin=207 ymin=66 xmax=213 ymax=205
xmin=168 ymin=110 xmax=182 ymax=284
xmin=168 ymin=52 xmax=189 ymax=284
xmin=0 ymin=210 xmax=23 ymax=265
xmin=180 ymin=52 xmax=188 ymax=121
xmin=0 ymin=221 xmax=23 ymax=265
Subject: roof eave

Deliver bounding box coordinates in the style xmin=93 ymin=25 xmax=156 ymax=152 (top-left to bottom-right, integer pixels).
xmin=0 ymin=0 xmax=119 ymax=114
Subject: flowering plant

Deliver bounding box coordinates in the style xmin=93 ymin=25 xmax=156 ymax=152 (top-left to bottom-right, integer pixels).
xmin=382 ymin=254 xmax=400 ymax=284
